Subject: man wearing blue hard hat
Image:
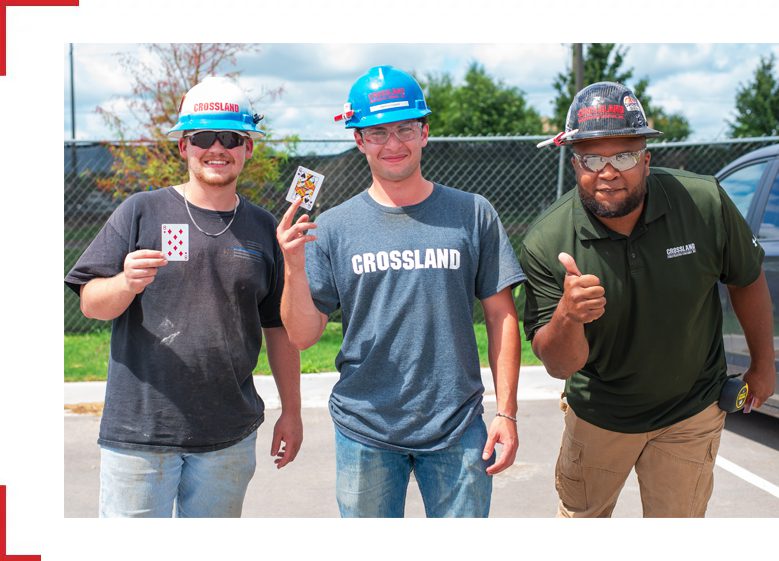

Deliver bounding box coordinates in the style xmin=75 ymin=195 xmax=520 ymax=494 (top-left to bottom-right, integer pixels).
xmin=277 ymin=65 xmax=525 ymax=517
xmin=66 ymin=76 xmax=302 ymax=518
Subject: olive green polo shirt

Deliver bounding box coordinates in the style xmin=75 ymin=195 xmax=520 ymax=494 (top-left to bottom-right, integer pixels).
xmin=519 ymin=167 xmax=764 ymax=433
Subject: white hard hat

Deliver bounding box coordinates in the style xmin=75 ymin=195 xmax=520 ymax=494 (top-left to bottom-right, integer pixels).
xmin=167 ymin=76 xmax=265 ymax=139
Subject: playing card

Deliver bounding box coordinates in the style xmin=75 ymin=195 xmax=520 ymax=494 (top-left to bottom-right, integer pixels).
xmin=161 ymin=224 xmax=189 ymax=261
xmin=286 ymin=166 xmax=325 ymax=211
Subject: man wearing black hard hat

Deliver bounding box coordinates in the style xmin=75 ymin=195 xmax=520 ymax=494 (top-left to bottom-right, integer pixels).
xmin=520 ymin=82 xmax=775 ymax=517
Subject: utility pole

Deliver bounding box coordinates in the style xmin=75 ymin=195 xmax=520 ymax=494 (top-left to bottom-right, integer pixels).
xmin=69 ymin=43 xmax=77 ymax=173
xmin=573 ymin=43 xmax=584 ymax=94
xmin=558 ymin=43 xmax=584 ymax=199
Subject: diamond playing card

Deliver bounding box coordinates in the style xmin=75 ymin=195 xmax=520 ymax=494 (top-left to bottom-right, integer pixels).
xmin=161 ymin=224 xmax=189 ymax=261
xmin=285 ymin=166 xmax=325 ymax=211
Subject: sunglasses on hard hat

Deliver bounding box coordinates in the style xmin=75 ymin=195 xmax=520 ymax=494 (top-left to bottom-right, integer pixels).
xmin=573 ymin=149 xmax=646 ymax=173
xmin=186 ymin=131 xmax=248 ymax=150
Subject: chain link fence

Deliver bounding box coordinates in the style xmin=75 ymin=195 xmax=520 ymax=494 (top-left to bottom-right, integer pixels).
xmin=65 ymin=136 xmax=779 ymax=333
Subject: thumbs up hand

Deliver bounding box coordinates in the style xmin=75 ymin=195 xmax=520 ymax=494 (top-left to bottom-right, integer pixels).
xmin=557 ymin=252 xmax=606 ymax=324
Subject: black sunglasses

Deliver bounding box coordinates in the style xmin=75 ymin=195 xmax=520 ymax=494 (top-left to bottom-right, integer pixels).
xmin=187 ymin=131 xmax=247 ymax=149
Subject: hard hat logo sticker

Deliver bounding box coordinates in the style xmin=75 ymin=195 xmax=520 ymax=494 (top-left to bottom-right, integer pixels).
xmin=369 ymin=88 xmax=406 ymax=103
xmin=370 ymin=101 xmax=410 ymax=113
xmin=192 ymin=101 xmax=240 ymax=113
xmin=623 ymin=95 xmax=641 ymax=112
xmin=577 ymin=104 xmax=625 ymax=122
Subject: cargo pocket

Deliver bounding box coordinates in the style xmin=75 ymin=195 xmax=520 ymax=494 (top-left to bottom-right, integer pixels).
xmin=555 ymin=433 xmax=587 ymax=512
xmin=706 ymin=433 xmax=722 ymax=463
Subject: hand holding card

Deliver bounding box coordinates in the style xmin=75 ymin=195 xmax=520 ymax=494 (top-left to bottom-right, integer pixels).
xmin=123 ymin=249 xmax=168 ymax=294
xmin=286 ymin=166 xmax=325 ymax=211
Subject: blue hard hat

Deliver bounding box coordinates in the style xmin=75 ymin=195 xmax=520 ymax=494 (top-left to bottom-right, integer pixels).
xmin=335 ymin=65 xmax=431 ymax=129
xmin=168 ymin=76 xmax=265 ymax=139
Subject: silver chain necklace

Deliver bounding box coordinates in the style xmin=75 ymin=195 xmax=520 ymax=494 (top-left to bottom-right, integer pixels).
xmin=182 ymin=184 xmax=240 ymax=237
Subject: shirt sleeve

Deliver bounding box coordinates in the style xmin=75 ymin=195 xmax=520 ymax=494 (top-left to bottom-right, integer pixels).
xmin=474 ymin=197 xmax=526 ymax=300
xmin=258 ymin=226 xmax=285 ymax=328
xmin=718 ymin=183 xmax=765 ymax=286
xmin=305 ymin=223 xmax=340 ymax=316
xmin=64 ymin=198 xmax=135 ymax=296
xmin=518 ymin=241 xmax=563 ymax=341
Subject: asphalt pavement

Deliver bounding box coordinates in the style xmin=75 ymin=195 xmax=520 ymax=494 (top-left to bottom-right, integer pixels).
xmin=64 ymin=366 xmax=779 ymax=518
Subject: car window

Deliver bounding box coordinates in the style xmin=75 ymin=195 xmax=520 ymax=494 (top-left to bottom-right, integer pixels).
xmin=719 ymin=161 xmax=768 ymax=218
xmin=759 ymin=173 xmax=779 ymax=239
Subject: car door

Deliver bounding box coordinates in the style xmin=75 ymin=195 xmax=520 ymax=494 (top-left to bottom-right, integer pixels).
xmin=718 ymin=152 xmax=779 ymax=417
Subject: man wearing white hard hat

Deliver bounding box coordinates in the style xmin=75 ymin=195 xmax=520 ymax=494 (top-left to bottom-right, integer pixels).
xmin=277 ymin=66 xmax=525 ymax=517
xmin=66 ymin=76 xmax=302 ymax=518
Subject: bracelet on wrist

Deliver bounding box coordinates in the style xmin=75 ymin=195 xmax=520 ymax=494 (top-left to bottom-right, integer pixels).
xmin=496 ymin=412 xmax=517 ymax=423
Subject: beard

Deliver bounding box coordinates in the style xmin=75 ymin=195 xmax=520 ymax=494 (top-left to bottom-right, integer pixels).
xmin=194 ymin=169 xmax=239 ymax=188
xmin=579 ymin=180 xmax=647 ymax=218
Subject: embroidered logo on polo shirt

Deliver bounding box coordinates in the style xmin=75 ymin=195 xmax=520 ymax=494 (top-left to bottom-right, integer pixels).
xmin=666 ymin=242 xmax=696 ymax=259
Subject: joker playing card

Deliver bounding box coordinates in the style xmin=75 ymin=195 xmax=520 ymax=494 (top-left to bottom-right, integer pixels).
xmin=286 ymin=166 xmax=325 ymax=211
xmin=161 ymin=224 xmax=189 ymax=261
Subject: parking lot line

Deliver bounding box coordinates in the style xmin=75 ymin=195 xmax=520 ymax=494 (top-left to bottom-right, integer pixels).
xmin=716 ymin=455 xmax=779 ymax=499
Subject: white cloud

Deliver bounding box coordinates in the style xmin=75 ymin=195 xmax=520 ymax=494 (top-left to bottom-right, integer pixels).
xmin=66 ymin=43 xmax=779 ymax=142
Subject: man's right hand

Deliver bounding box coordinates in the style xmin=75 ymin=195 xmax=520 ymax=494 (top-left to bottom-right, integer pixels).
xmin=557 ymin=252 xmax=606 ymax=324
xmin=276 ymin=197 xmax=318 ymax=269
xmin=123 ymin=249 xmax=168 ymax=294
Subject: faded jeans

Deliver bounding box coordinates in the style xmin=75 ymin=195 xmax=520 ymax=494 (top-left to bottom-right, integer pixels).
xmin=99 ymin=430 xmax=257 ymax=518
xmin=334 ymin=417 xmax=494 ymax=517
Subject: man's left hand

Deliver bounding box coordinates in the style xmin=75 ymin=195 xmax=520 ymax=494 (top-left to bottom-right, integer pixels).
xmin=743 ymin=363 xmax=777 ymax=409
xmin=483 ymin=416 xmax=519 ymax=476
xmin=271 ymin=411 xmax=303 ymax=469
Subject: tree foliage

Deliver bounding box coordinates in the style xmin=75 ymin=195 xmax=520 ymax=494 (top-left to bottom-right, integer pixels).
xmin=728 ymin=54 xmax=779 ymax=137
xmin=419 ymin=62 xmax=544 ymax=136
xmin=96 ymin=44 xmax=293 ymax=203
xmin=551 ymin=44 xmax=691 ymax=141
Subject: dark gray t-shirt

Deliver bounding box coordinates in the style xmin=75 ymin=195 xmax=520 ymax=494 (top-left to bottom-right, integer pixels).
xmin=65 ymin=187 xmax=284 ymax=452
xmin=306 ymin=184 xmax=525 ymax=452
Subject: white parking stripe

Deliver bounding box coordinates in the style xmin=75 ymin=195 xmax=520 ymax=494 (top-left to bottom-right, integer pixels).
xmin=716 ymin=456 xmax=779 ymax=499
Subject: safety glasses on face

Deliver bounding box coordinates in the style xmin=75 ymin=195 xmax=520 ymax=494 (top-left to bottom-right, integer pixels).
xmin=186 ymin=131 xmax=248 ymax=150
xmin=574 ymin=149 xmax=646 ymax=172
xmin=361 ymin=122 xmax=423 ymax=145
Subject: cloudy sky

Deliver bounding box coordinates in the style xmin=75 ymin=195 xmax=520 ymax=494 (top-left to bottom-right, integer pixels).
xmin=65 ymin=43 xmax=779 ymax=144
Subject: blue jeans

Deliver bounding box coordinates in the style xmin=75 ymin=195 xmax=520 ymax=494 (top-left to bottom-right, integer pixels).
xmin=99 ymin=430 xmax=257 ymax=518
xmin=334 ymin=417 xmax=494 ymax=517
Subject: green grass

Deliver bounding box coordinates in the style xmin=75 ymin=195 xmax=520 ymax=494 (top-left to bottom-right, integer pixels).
xmin=64 ymin=322 xmax=540 ymax=381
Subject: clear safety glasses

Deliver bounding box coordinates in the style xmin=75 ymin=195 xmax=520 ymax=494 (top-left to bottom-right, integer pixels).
xmin=574 ymin=149 xmax=646 ymax=172
xmin=361 ymin=122 xmax=423 ymax=145
xmin=187 ymin=131 xmax=248 ymax=150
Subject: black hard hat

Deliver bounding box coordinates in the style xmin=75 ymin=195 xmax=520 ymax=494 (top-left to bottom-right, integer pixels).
xmin=560 ymin=81 xmax=662 ymax=144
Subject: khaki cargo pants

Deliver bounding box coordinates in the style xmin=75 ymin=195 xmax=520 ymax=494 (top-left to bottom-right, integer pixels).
xmin=555 ymin=402 xmax=726 ymax=518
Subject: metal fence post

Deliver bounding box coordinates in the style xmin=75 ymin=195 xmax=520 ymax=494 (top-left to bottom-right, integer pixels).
xmin=556 ymin=144 xmax=567 ymax=199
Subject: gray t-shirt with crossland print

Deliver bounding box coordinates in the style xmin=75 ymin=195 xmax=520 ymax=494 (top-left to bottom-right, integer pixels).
xmin=306 ymin=184 xmax=525 ymax=452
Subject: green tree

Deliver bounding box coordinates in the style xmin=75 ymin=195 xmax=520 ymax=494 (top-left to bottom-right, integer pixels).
xmin=551 ymin=44 xmax=691 ymax=140
xmin=419 ymin=62 xmax=544 ymax=136
xmin=728 ymin=54 xmax=779 ymax=137
xmin=552 ymin=43 xmax=633 ymax=131
xmin=95 ymin=43 xmax=293 ymax=204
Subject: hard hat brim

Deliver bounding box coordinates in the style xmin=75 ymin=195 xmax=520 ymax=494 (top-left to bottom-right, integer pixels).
xmin=346 ymin=107 xmax=432 ymax=129
xmin=167 ymin=115 xmax=265 ymax=140
xmin=561 ymin=127 xmax=663 ymax=145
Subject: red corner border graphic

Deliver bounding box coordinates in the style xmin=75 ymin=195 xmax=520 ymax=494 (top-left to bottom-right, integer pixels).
xmin=0 ymin=486 xmax=41 ymax=560
xmin=0 ymin=0 xmax=79 ymax=76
